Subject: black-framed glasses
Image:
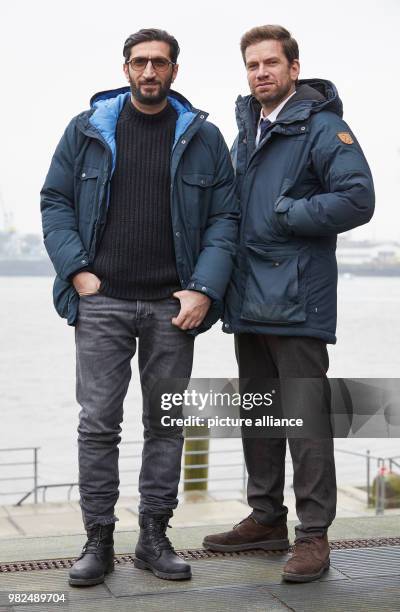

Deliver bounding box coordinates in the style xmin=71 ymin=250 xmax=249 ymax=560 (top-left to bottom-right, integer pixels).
xmin=126 ymin=56 xmax=176 ymax=73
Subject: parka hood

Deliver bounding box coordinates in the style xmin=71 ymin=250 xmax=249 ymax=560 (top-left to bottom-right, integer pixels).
xmin=89 ymin=86 xmax=197 ymax=112
xmin=236 ymin=78 xmax=343 ymax=129
xmin=84 ymin=86 xmax=204 ymax=170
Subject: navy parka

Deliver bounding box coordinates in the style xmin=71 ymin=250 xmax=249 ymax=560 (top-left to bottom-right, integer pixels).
xmin=223 ymin=79 xmax=375 ymax=343
xmin=40 ymin=87 xmax=239 ymax=333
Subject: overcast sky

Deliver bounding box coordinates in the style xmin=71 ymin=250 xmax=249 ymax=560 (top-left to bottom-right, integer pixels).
xmin=1 ymin=0 xmax=399 ymax=241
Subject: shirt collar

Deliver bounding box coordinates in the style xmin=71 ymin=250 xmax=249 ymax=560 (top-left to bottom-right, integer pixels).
xmin=258 ymin=89 xmax=297 ymax=126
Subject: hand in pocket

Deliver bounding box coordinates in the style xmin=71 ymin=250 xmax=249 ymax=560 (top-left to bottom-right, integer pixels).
xmin=72 ymin=271 xmax=101 ymax=296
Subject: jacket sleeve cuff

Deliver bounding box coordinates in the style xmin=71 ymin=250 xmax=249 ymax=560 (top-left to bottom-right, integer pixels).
xmin=275 ymin=210 xmax=291 ymax=233
xmin=67 ymin=264 xmax=93 ymax=283
xmin=274 ymin=195 xmax=293 ymax=214
xmin=273 ymin=196 xmax=294 ymax=234
xmin=185 ymin=280 xmax=220 ymax=302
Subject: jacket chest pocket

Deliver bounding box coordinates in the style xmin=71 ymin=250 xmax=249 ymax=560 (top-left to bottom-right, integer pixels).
xmin=181 ymin=173 xmax=216 ymax=228
xmin=241 ymin=244 xmax=310 ymax=324
xmin=75 ymin=167 xmax=101 ymax=223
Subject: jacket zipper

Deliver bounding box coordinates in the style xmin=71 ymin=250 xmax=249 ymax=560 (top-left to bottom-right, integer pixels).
xmin=78 ymin=124 xmax=113 ymax=261
xmin=169 ymin=111 xmax=207 ymax=287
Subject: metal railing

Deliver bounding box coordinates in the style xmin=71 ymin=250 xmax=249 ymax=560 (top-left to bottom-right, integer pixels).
xmin=15 ymin=482 xmax=78 ymax=506
xmin=0 ymin=447 xmax=39 ymax=503
xmin=6 ymin=439 xmax=247 ymax=506
xmin=1 ymin=443 xmax=399 ymax=514
xmin=118 ymin=438 xmax=248 ymax=498
xmin=388 ymin=455 xmax=400 ymax=471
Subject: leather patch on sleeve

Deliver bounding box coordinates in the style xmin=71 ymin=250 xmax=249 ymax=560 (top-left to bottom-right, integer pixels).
xmin=337 ymin=132 xmax=354 ymax=144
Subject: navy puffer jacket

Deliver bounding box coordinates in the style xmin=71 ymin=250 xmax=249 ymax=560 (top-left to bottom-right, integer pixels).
xmin=223 ymin=79 xmax=374 ymax=343
xmin=41 ymin=87 xmax=239 ymax=333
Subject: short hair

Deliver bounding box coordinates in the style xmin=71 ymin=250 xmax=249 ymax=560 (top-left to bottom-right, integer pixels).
xmin=240 ymin=25 xmax=299 ymax=65
xmin=123 ymin=28 xmax=180 ymax=64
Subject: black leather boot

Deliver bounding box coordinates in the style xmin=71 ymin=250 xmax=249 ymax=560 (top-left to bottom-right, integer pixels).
xmin=134 ymin=515 xmax=191 ymax=580
xmin=69 ymin=523 xmax=115 ymax=586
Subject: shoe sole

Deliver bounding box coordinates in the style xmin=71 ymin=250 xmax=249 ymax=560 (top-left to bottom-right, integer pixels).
xmin=133 ymin=557 xmax=192 ymax=580
xmin=282 ymin=559 xmax=330 ymax=583
xmin=68 ymin=562 xmax=115 ymax=587
xmin=202 ymin=538 xmax=290 ymax=552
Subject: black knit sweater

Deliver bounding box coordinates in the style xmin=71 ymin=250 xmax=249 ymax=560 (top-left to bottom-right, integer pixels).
xmin=93 ymin=98 xmax=181 ymax=300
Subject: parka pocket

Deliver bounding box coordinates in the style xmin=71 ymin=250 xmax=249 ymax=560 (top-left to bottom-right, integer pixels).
xmin=181 ymin=173 xmax=216 ymax=228
xmin=75 ymin=167 xmax=100 ymax=223
xmin=53 ymin=275 xmax=78 ymax=323
xmin=240 ymin=244 xmax=309 ymax=324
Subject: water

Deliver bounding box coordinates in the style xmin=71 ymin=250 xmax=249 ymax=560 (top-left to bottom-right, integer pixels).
xmin=0 ymin=276 xmax=399 ymax=504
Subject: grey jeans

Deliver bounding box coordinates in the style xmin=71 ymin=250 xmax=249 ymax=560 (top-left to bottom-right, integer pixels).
xmin=75 ymin=293 xmax=194 ymax=529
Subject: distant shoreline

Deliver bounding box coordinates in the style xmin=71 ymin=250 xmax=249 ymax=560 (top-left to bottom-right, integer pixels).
xmin=1 ymin=262 xmax=400 ymax=277
xmin=0 ymin=260 xmax=54 ymax=276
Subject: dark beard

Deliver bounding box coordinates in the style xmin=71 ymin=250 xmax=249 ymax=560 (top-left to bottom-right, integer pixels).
xmin=255 ymin=81 xmax=293 ymax=108
xmin=129 ymin=75 xmax=173 ymax=106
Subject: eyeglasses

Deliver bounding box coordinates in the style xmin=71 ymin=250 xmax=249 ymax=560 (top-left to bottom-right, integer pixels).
xmin=126 ymin=56 xmax=176 ymax=73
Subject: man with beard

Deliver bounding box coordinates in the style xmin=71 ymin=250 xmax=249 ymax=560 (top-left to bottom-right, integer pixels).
xmin=203 ymin=25 xmax=374 ymax=583
xmin=41 ymin=28 xmax=238 ymax=586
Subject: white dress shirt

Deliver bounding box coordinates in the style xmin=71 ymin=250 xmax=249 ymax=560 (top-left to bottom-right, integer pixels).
xmin=255 ymin=90 xmax=297 ymax=146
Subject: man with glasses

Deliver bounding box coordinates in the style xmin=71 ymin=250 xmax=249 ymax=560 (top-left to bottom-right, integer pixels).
xmin=41 ymin=28 xmax=238 ymax=586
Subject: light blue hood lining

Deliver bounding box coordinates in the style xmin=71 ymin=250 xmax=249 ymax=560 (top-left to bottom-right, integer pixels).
xmin=89 ymin=91 xmax=197 ymax=171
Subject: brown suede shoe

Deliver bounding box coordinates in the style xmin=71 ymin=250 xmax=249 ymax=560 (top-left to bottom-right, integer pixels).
xmin=202 ymin=515 xmax=289 ymax=552
xmin=282 ymin=534 xmax=330 ymax=582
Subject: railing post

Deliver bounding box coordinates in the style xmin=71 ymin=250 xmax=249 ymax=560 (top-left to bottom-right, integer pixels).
xmin=33 ymin=447 xmax=38 ymax=504
xmin=366 ymin=449 xmax=370 ymax=507
xmin=381 ymin=461 xmax=386 ymax=515
xmin=375 ymin=459 xmax=380 ymax=515
xmin=376 ymin=458 xmax=385 ymax=516
xmin=183 ymin=429 xmax=209 ymax=492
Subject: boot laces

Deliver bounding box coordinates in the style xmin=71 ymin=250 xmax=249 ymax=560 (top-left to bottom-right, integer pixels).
xmin=296 ymin=536 xmax=314 ymax=544
xmin=293 ymin=536 xmax=319 ymax=558
xmin=295 ymin=536 xmax=317 ymax=547
xmin=233 ymin=514 xmax=254 ymax=530
xmin=145 ymin=518 xmax=174 ymax=552
xmin=82 ymin=526 xmax=112 ymax=554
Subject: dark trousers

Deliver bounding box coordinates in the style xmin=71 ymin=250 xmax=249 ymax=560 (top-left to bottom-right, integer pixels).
xmin=235 ymin=333 xmax=337 ymax=539
xmin=75 ymin=294 xmax=194 ymax=530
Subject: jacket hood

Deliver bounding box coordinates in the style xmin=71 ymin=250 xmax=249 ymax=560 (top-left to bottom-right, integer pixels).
xmin=84 ymin=86 xmax=204 ymax=171
xmin=236 ymin=78 xmax=343 ymax=128
xmin=282 ymin=79 xmax=343 ymax=118
xmin=89 ymin=86 xmax=197 ymax=112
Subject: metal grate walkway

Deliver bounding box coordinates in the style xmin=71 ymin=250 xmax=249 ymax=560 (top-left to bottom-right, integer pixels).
xmin=1 ymin=536 xmax=400 ymax=573
xmin=0 ymin=540 xmax=399 ymax=611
